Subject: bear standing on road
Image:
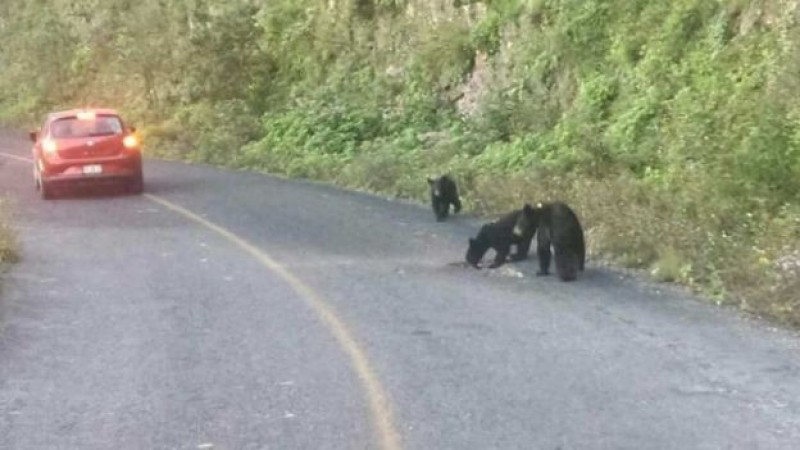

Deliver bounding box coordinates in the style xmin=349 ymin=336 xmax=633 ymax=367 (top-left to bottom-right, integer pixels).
xmin=465 ymin=206 xmax=537 ymax=268
xmin=524 ymin=202 xmax=585 ymax=281
xmin=427 ymin=175 xmax=462 ymax=222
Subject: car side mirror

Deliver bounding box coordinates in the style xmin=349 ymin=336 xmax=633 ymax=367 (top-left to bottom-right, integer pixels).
xmin=29 ymin=130 xmax=38 ymax=142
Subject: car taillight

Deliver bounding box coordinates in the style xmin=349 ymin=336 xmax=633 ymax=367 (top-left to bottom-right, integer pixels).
xmin=42 ymin=139 xmax=58 ymax=155
xmin=123 ymin=134 xmax=139 ymax=149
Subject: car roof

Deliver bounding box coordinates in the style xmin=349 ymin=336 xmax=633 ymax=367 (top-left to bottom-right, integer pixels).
xmin=48 ymin=108 xmax=121 ymax=120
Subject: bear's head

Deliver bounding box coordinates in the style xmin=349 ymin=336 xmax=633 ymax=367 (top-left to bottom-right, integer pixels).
xmin=465 ymin=230 xmax=490 ymax=268
xmin=427 ymin=176 xmax=442 ymax=198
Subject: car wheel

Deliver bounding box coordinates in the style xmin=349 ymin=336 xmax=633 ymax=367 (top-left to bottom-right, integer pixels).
xmin=40 ymin=179 xmax=54 ymax=200
xmin=128 ymin=173 xmax=144 ymax=195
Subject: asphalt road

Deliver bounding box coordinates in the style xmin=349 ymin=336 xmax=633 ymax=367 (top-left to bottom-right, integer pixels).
xmin=1 ymin=130 xmax=800 ymax=450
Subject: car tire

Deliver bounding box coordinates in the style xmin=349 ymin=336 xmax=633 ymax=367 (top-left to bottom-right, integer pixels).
xmin=40 ymin=179 xmax=54 ymax=200
xmin=128 ymin=173 xmax=144 ymax=195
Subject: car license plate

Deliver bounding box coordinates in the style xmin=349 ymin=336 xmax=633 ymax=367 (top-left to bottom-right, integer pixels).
xmin=82 ymin=164 xmax=102 ymax=175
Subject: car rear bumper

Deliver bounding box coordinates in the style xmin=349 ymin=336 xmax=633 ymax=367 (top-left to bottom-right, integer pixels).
xmin=41 ymin=171 xmax=141 ymax=187
xmin=39 ymin=155 xmax=142 ymax=185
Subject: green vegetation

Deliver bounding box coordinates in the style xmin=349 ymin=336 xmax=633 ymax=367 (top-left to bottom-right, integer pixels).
xmin=0 ymin=198 xmax=17 ymax=265
xmin=1 ymin=0 xmax=798 ymax=324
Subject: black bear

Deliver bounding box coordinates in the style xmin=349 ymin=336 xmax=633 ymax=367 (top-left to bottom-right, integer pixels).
xmin=465 ymin=206 xmax=537 ymax=268
xmin=427 ymin=175 xmax=462 ymax=222
xmin=523 ymin=202 xmax=585 ymax=281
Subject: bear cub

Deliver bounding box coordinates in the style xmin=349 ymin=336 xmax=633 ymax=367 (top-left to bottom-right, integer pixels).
xmin=524 ymin=202 xmax=586 ymax=281
xmin=427 ymin=175 xmax=462 ymax=222
xmin=465 ymin=206 xmax=537 ymax=269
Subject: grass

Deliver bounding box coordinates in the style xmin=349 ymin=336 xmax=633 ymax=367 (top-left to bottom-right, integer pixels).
xmin=0 ymin=198 xmax=18 ymax=265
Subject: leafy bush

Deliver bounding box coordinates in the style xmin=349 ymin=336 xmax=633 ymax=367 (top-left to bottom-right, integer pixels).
xmin=164 ymin=100 xmax=261 ymax=165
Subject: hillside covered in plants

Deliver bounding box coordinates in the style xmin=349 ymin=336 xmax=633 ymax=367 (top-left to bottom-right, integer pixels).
xmin=1 ymin=0 xmax=799 ymax=323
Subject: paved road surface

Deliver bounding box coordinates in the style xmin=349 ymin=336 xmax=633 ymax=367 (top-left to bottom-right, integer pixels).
xmin=1 ymin=130 xmax=799 ymax=449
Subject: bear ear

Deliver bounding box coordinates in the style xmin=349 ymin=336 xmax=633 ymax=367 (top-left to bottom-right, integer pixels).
xmin=523 ymin=203 xmax=533 ymax=213
xmin=427 ymin=177 xmax=435 ymax=185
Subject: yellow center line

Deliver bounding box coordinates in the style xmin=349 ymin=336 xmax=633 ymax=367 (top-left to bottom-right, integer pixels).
xmin=145 ymin=193 xmax=403 ymax=450
xmin=0 ymin=151 xmax=33 ymax=163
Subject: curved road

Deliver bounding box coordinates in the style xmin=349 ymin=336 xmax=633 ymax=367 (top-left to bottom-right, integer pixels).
xmin=1 ymin=130 xmax=800 ymax=449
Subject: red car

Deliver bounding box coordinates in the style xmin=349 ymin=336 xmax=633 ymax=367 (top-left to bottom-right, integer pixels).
xmin=30 ymin=108 xmax=143 ymax=199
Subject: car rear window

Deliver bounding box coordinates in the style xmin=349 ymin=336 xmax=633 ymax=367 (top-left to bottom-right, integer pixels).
xmin=50 ymin=115 xmax=124 ymax=138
